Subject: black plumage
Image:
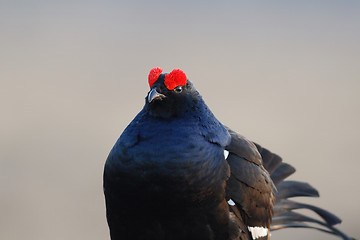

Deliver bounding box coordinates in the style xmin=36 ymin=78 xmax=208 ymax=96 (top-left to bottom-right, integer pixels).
xmin=103 ymin=68 xmax=352 ymax=240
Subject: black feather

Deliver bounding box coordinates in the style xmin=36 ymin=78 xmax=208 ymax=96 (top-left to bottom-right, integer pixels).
xmin=273 ymin=199 xmax=342 ymax=226
xmin=276 ymin=181 xmax=319 ymax=200
xmin=253 ymin=143 xmax=282 ymax=174
xmin=270 ymin=163 xmax=296 ymax=186
xmin=271 ymin=211 xmax=353 ymax=240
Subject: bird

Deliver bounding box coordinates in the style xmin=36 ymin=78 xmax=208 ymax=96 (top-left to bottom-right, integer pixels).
xmin=103 ymin=67 xmax=352 ymax=240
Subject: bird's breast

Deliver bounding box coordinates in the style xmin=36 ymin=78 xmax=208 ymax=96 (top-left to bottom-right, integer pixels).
xmin=106 ymin=126 xmax=228 ymax=206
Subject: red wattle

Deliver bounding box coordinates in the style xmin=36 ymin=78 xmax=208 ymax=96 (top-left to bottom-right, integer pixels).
xmin=148 ymin=67 xmax=163 ymax=88
xmin=164 ymin=69 xmax=187 ymax=90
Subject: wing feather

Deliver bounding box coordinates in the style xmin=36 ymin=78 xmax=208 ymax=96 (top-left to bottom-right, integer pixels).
xmin=225 ymin=127 xmax=275 ymax=230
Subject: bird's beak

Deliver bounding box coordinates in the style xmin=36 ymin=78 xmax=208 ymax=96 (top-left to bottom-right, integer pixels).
xmin=148 ymin=88 xmax=165 ymax=103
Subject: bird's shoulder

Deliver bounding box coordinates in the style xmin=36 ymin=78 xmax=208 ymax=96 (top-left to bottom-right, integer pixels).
xmin=115 ymin=101 xmax=230 ymax=153
xmin=106 ymin=103 xmax=231 ymax=173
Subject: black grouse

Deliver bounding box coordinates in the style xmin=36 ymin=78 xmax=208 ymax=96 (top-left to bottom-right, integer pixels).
xmin=103 ymin=67 xmax=352 ymax=240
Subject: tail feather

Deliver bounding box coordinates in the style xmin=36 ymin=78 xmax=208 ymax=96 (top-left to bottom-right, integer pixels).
xmin=252 ymin=142 xmax=353 ymax=240
xmin=270 ymin=163 xmax=295 ymax=185
xmin=273 ymin=199 xmax=342 ymax=226
xmin=253 ymin=143 xmax=282 ymax=174
xmin=271 ymin=222 xmax=349 ymax=238
xmin=271 ymin=214 xmax=353 ymax=240
xmin=275 ymin=181 xmax=319 ymax=200
xmin=272 ymin=211 xmax=336 ymax=228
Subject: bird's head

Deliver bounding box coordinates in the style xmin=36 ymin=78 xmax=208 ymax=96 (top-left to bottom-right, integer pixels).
xmin=145 ymin=67 xmax=200 ymax=118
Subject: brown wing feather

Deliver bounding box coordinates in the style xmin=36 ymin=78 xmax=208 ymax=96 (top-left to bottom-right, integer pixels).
xmin=225 ymin=127 xmax=275 ymax=230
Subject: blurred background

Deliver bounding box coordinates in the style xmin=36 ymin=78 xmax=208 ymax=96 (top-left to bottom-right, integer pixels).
xmin=1 ymin=1 xmax=359 ymax=239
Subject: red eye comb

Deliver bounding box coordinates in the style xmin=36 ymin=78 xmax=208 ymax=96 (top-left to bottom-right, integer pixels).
xmin=148 ymin=67 xmax=163 ymax=88
xmin=164 ymin=69 xmax=187 ymax=90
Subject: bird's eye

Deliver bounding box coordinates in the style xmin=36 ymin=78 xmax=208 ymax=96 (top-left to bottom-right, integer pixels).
xmin=174 ymin=86 xmax=182 ymax=93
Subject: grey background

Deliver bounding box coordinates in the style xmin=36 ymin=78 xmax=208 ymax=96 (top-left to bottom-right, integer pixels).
xmin=1 ymin=1 xmax=359 ymax=239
